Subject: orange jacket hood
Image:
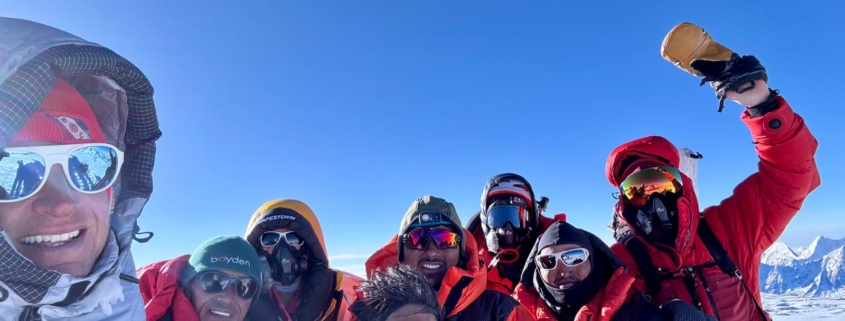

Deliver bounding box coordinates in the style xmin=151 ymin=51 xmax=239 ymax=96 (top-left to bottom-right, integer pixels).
xmin=244 ymin=199 xmax=361 ymax=321
xmin=365 ymin=228 xmax=487 ymax=318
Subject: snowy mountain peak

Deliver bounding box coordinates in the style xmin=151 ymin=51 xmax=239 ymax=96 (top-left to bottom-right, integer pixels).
xmin=761 ymin=236 xmax=845 ymax=299
xmin=762 ymin=242 xmax=798 ymax=266
xmin=797 ymin=236 xmax=845 ymax=261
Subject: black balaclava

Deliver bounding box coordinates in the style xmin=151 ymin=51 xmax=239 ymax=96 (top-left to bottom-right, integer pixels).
xmin=532 ymin=221 xmax=607 ymax=320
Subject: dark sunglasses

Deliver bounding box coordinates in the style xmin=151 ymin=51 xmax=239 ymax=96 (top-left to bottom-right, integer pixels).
xmin=403 ymin=229 xmax=460 ymax=250
xmin=198 ymin=271 xmax=258 ymax=300
xmin=536 ymin=248 xmax=590 ymax=270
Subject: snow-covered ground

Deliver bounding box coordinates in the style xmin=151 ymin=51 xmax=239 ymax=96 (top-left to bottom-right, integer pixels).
xmin=763 ymin=293 xmax=845 ymax=320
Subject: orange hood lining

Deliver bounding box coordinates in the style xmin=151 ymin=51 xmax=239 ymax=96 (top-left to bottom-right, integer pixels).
xmin=244 ymin=199 xmax=329 ymax=263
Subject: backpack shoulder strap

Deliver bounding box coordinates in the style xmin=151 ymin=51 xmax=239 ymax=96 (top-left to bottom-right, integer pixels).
xmin=696 ymin=215 xmax=737 ymax=275
xmin=623 ymin=237 xmax=661 ymax=298
xmin=696 ymin=215 xmax=772 ymax=320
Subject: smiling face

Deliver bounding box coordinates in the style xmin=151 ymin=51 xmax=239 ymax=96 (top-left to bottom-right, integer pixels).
xmin=188 ymin=270 xmax=255 ymax=321
xmin=0 ymin=142 xmax=110 ymax=277
xmin=538 ymin=243 xmax=592 ymax=290
xmin=402 ymin=227 xmax=461 ymax=290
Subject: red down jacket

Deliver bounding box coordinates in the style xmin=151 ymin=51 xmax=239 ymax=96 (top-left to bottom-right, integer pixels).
xmin=364 ymin=228 xmax=533 ymax=321
xmin=137 ymin=255 xmax=200 ymax=321
xmin=606 ymin=96 xmax=820 ymax=321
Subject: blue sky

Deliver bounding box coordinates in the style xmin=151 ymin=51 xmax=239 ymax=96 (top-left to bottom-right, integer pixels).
xmin=3 ymin=1 xmax=842 ymax=278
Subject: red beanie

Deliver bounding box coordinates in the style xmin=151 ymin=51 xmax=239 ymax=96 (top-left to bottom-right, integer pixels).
xmin=9 ymin=77 xmax=106 ymax=147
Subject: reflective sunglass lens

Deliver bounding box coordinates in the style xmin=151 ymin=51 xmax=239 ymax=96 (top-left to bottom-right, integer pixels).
xmin=67 ymin=145 xmax=120 ymax=193
xmin=562 ymin=249 xmax=588 ymax=266
xmin=619 ymin=166 xmax=683 ymax=205
xmin=0 ymin=150 xmax=46 ymax=201
xmin=284 ymin=233 xmax=302 ymax=246
xmin=260 ymin=232 xmax=281 ymax=247
xmin=538 ymin=255 xmax=557 ymax=269
xmin=427 ymin=230 xmax=458 ymax=249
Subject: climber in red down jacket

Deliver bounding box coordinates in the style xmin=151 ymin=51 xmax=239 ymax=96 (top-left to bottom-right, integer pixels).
xmin=605 ymin=23 xmax=821 ymax=321
xmin=138 ymin=236 xmax=263 ymax=321
xmin=514 ymin=221 xmax=716 ymax=321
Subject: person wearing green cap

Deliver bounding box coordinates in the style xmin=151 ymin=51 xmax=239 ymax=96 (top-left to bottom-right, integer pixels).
xmin=365 ymin=195 xmax=532 ymax=321
xmin=137 ymin=236 xmax=263 ymax=321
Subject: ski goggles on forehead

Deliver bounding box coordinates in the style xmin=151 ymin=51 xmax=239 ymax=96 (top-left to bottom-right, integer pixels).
xmin=618 ymin=166 xmax=683 ymax=205
xmin=486 ymin=204 xmax=528 ymax=229
xmin=198 ymin=271 xmax=258 ymax=300
xmin=536 ymin=248 xmax=590 ymax=270
xmin=0 ymin=143 xmax=123 ymax=203
xmin=403 ymin=229 xmax=461 ymax=250
xmin=260 ymin=231 xmax=304 ymax=248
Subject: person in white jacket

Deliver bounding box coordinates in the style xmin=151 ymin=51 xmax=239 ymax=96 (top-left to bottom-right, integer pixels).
xmin=0 ymin=17 xmax=162 ymax=320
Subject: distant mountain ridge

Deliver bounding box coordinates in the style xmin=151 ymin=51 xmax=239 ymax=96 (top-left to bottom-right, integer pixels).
xmin=760 ymin=236 xmax=845 ymax=298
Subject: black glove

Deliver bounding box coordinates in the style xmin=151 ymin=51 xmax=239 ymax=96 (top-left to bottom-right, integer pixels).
xmin=659 ymin=300 xmax=718 ymax=321
xmin=691 ymin=54 xmax=769 ymax=112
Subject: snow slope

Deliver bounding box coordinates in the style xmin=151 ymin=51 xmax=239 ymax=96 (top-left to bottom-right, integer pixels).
xmin=763 ymin=293 xmax=845 ymax=320
xmin=761 ymin=236 xmax=845 ymax=299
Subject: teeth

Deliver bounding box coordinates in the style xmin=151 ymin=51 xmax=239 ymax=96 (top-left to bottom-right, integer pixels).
xmin=422 ymin=264 xmax=442 ymax=270
xmin=21 ymin=230 xmax=80 ymax=244
xmin=211 ymin=310 xmax=231 ymax=317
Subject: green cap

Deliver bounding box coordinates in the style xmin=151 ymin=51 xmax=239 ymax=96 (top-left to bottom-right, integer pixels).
xmin=185 ymin=235 xmax=263 ymax=285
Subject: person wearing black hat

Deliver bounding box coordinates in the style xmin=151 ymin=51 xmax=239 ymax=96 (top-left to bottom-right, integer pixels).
xmin=514 ymin=221 xmax=716 ymax=321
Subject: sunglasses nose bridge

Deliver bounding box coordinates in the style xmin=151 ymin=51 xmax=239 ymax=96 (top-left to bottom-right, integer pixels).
xmin=32 ymin=165 xmax=81 ymax=213
xmin=215 ymin=284 xmax=239 ymax=302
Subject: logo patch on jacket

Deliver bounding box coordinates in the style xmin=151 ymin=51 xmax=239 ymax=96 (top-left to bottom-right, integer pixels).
xmin=48 ymin=114 xmax=92 ymax=141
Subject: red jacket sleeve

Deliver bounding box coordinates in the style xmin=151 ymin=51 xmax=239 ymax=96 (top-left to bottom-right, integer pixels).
xmin=507 ymin=302 xmax=536 ymax=321
xmin=706 ymin=96 xmax=821 ymax=256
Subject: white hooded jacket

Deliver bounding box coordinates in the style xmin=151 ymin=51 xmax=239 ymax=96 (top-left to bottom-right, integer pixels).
xmin=0 ymin=17 xmax=162 ymax=320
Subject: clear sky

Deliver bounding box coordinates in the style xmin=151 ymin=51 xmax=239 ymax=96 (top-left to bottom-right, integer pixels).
xmin=3 ymin=1 xmax=842 ymax=278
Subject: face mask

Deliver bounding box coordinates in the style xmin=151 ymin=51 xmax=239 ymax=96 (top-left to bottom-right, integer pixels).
xmin=627 ymin=194 xmax=679 ymax=246
xmin=262 ymin=241 xmax=308 ymax=286
xmin=274 ymin=276 xmax=301 ymax=293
